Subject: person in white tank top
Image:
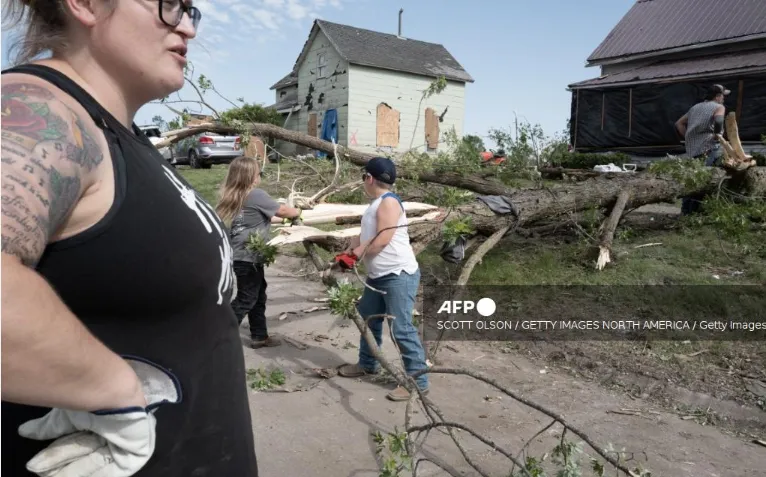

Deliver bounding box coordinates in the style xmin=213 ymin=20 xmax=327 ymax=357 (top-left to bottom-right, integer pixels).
xmin=337 ymin=157 xmax=430 ymax=401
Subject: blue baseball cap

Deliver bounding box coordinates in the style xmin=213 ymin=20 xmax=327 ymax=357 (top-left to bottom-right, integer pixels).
xmin=363 ymin=157 xmax=396 ymax=184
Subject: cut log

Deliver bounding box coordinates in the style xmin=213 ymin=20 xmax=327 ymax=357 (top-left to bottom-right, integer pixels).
xmin=595 ymin=190 xmax=631 ymax=270
xmin=270 ymin=202 xmax=438 ymax=225
xmin=718 ymin=112 xmax=756 ymax=171
xmin=335 ymin=207 xmax=435 ymax=225
xmin=268 ymin=225 xmax=361 ymax=247
xmin=271 ymin=211 xmax=444 ymax=248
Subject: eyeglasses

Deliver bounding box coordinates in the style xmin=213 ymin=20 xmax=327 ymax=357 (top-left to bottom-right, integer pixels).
xmin=159 ymin=0 xmax=202 ymax=30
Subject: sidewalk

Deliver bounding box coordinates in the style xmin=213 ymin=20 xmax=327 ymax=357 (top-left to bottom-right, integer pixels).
xmin=239 ymin=266 xmax=765 ymax=477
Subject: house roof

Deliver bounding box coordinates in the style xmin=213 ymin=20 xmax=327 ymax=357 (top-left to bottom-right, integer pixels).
xmin=269 ymin=72 xmax=298 ymax=90
xmin=569 ymin=49 xmax=766 ymax=89
xmin=266 ymin=89 xmax=300 ymax=111
xmin=588 ymin=0 xmax=766 ymax=63
xmin=275 ymin=19 xmax=474 ymax=85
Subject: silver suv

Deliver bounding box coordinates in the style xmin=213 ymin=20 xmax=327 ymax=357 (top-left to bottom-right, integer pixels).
xmin=172 ymin=132 xmax=242 ymax=169
xmin=139 ymin=125 xmax=173 ymax=162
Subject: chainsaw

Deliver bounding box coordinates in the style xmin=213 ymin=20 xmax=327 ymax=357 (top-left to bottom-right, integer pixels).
xmin=333 ymin=252 xmax=358 ymax=270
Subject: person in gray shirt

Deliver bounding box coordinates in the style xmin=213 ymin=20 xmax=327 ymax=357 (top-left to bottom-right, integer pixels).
xmin=216 ymin=156 xmax=303 ymax=348
xmin=675 ymin=84 xmax=729 ymax=214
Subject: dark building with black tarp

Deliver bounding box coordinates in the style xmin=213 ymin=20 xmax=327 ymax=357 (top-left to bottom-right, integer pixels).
xmin=568 ymin=0 xmax=766 ymax=158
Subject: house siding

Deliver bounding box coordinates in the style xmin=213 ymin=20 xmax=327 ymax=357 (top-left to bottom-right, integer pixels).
xmin=347 ymin=65 xmax=465 ymax=154
xmin=274 ymin=111 xmax=301 ymax=157
xmin=296 ymin=30 xmax=350 ymax=153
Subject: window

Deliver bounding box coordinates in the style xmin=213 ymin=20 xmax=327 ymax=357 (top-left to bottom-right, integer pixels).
xmin=280 ymin=90 xmax=286 ymax=98
xmin=317 ymin=52 xmax=327 ymax=78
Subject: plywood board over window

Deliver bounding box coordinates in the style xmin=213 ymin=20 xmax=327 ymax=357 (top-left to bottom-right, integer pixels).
xmin=308 ymin=113 xmax=318 ymax=137
xmin=425 ymin=107 xmax=439 ymax=149
xmin=376 ymin=103 xmax=400 ymax=147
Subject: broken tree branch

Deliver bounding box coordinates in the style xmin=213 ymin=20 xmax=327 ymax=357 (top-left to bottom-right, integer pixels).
xmin=596 ymin=189 xmax=631 ymax=270
xmin=457 ymin=225 xmax=512 ymax=285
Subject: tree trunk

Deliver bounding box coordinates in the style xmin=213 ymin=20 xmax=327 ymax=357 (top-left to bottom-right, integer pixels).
xmin=167 ymin=122 xmax=765 ymax=241
xmin=166 ymin=121 xmax=766 ymax=203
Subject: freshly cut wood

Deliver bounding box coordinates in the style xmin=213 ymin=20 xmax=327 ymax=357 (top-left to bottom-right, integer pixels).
xmin=269 ymin=211 xmax=443 ymax=247
xmin=268 ymin=226 xmax=360 ymax=247
xmin=718 ymin=112 xmax=756 ymax=171
xmin=595 ymin=190 xmax=631 ymax=270
xmin=335 ymin=207 xmax=435 ymax=225
xmin=270 ymin=202 xmax=438 ymax=225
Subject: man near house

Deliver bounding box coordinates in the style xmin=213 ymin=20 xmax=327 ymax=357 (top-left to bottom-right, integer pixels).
xmin=337 ymin=157 xmax=430 ymax=402
xmin=675 ymin=84 xmax=729 ymax=214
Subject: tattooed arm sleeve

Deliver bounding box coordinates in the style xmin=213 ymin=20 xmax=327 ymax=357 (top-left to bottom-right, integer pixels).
xmin=1 ymin=81 xmax=102 ymax=266
xmin=1 ymin=80 xmax=148 ymax=411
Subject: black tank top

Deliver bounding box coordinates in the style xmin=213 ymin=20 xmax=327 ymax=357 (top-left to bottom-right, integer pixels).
xmin=1 ymin=65 xmax=258 ymax=476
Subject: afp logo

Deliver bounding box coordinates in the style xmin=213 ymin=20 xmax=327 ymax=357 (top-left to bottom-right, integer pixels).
xmin=437 ymin=298 xmax=496 ymax=317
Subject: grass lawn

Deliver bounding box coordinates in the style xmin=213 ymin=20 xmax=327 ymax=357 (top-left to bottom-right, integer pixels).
xmin=178 ymin=162 xmax=765 ymax=286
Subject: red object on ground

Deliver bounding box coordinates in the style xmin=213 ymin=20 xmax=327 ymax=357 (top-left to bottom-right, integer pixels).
xmin=334 ymin=253 xmax=357 ymax=270
xmin=480 ymin=150 xmax=506 ymax=165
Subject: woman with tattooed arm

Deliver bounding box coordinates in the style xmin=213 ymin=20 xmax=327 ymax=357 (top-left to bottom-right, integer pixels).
xmin=1 ymin=1 xmax=259 ymax=476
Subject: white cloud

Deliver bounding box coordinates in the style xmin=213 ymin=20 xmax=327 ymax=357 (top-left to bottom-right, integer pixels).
xmin=196 ymin=1 xmax=231 ymax=24
xmin=191 ymin=0 xmax=352 ymax=47
xmin=286 ymin=0 xmax=310 ymax=21
xmin=252 ymin=8 xmax=281 ymax=30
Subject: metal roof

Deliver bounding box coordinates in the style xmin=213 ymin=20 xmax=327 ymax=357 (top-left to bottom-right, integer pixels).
xmin=588 ymin=0 xmax=766 ymax=63
xmin=570 ymin=49 xmax=766 ymax=89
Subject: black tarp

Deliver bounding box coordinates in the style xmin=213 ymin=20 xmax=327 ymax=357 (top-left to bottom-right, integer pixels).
xmin=570 ymin=74 xmax=766 ymax=155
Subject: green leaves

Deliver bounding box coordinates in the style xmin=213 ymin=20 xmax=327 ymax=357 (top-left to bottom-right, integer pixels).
xmin=327 ymin=280 xmax=360 ymax=318
xmin=246 ymin=367 xmax=286 ymax=390
xmin=647 ymin=156 xmax=714 ymax=190
xmin=372 ymin=429 xmax=412 ymax=477
xmin=245 ymin=233 xmax=278 ymax=266
xmin=442 ymin=217 xmax=475 ymax=246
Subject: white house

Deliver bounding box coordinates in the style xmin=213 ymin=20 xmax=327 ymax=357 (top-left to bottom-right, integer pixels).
xmin=267 ymin=19 xmax=474 ymax=157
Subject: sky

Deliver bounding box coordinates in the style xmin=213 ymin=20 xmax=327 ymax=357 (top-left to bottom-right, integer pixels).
xmin=2 ymin=0 xmax=636 ymax=145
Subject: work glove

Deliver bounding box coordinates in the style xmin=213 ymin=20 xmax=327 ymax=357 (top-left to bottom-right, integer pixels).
xmin=19 ymin=356 xmax=182 ymax=477
xmin=282 ymin=209 xmax=303 ymax=226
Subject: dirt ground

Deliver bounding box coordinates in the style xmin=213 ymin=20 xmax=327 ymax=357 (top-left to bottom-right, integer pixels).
xmin=240 ymin=261 xmax=766 ymax=477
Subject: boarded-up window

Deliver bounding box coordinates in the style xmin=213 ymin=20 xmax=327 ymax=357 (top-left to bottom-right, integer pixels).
xmin=308 ymin=113 xmax=318 ymax=137
xmin=425 ymin=107 xmax=439 ymax=149
xmin=376 ymin=103 xmax=400 ymax=147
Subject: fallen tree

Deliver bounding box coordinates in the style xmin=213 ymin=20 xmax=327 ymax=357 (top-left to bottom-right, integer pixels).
xmin=160 ymin=118 xmax=764 ymax=277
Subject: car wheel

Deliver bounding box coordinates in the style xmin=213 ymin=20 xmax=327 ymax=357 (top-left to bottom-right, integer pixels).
xmin=189 ymin=150 xmax=201 ymax=169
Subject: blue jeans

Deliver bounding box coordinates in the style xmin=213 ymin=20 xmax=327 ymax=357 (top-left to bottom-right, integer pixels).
xmin=681 ymin=144 xmax=722 ymax=215
xmin=357 ymin=269 xmax=429 ymax=391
